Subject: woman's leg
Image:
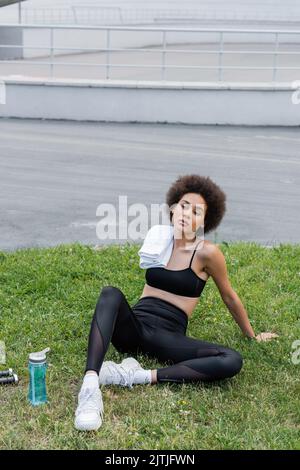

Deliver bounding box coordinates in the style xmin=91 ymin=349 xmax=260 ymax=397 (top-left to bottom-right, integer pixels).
xmin=142 ymin=332 xmax=243 ymax=384
xmin=84 ymin=285 xmax=145 ymax=375
xmin=75 ymin=286 xmax=153 ymax=431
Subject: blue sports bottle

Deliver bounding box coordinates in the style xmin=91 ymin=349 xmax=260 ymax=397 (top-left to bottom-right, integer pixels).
xmin=28 ymin=347 xmax=50 ymax=406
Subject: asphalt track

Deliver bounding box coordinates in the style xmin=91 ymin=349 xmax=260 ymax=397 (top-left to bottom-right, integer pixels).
xmin=0 ymin=117 xmax=299 ymax=251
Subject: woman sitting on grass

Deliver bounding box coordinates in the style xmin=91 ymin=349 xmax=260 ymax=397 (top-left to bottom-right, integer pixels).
xmin=74 ymin=174 xmax=278 ymax=431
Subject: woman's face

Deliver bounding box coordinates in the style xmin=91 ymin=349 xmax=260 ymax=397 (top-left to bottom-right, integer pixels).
xmin=171 ymin=192 xmax=207 ymax=241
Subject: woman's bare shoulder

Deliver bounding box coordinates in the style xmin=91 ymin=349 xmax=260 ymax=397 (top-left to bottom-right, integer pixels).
xmin=200 ymin=239 xmax=218 ymax=254
xmin=196 ymin=240 xmax=224 ymax=279
xmin=197 ymin=239 xmax=224 ymax=264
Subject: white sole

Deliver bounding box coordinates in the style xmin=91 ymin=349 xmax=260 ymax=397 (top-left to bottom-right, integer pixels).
xmin=74 ymin=416 xmax=102 ymax=431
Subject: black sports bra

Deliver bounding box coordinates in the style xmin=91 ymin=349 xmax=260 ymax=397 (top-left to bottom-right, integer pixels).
xmin=145 ymin=240 xmax=207 ymax=298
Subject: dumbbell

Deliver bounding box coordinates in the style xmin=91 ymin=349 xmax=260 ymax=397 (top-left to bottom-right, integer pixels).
xmin=0 ymin=368 xmax=13 ymax=378
xmin=0 ymin=369 xmax=19 ymax=385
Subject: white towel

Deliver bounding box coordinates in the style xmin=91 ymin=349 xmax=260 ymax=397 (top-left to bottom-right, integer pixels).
xmin=138 ymin=224 xmax=174 ymax=269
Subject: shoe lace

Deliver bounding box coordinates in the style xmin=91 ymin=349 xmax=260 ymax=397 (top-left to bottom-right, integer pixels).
xmin=77 ymin=387 xmax=103 ymax=417
xmin=110 ymin=364 xmax=135 ymax=388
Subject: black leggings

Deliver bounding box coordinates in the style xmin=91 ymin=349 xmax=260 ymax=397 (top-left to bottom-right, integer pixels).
xmin=85 ymin=285 xmax=243 ymax=384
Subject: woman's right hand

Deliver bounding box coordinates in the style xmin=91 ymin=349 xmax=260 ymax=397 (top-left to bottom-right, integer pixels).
xmin=255 ymin=332 xmax=279 ymax=342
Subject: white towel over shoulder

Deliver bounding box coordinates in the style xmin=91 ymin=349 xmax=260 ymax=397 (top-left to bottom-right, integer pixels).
xmin=138 ymin=224 xmax=174 ymax=269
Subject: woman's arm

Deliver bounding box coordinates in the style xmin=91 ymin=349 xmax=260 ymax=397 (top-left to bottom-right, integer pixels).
xmin=202 ymin=243 xmax=278 ymax=341
xmin=221 ymin=291 xmax=256 ymax=338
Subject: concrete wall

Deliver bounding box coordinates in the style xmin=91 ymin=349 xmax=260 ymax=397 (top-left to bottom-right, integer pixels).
xmin=0 ymin=25 xmax=22 ymax=59
xmin=0 ymin=77 xmax=299 ymax=125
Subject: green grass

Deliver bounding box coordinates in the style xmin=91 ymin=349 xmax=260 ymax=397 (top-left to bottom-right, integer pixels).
xmin=0 ymin=241 xmax=299 ymax=450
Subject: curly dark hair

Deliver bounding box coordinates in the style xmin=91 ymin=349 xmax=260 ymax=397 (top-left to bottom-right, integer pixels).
xmin=166 ymin=174 xmax=226 ymax=234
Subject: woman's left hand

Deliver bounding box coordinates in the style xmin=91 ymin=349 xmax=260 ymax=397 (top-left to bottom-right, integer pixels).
xmin=255 ymin=332 xmax=279 ymax=342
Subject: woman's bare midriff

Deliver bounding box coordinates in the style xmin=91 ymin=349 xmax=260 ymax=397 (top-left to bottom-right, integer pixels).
xmin=139 ymin=284 xmax=202 ymax=320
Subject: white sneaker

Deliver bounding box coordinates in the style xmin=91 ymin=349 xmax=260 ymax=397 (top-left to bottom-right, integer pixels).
xmin=99 ymin=357 xmax=143 ymax=388
xmin=74 ymin=386 xmax=104 ymax=431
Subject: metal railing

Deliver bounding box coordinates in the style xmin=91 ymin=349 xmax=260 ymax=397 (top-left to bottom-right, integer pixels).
xmin=11 ymin=1 xmax=300 ymax=26
xmin=20 ymin=7 xmax=124 ymax=25
xmin=0 ymin=24 xmax=300 ymax=81
xmin=18 ymin=7 xmax=300 ymax=26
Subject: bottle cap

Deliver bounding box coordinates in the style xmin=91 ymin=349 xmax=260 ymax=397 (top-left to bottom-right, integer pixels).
xmin=29 ymin=347 xmax=50 ymax=363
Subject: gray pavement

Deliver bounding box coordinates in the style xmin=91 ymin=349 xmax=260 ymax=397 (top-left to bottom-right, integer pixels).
xmin=0 ymin=117 xmax=299 ymax=252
